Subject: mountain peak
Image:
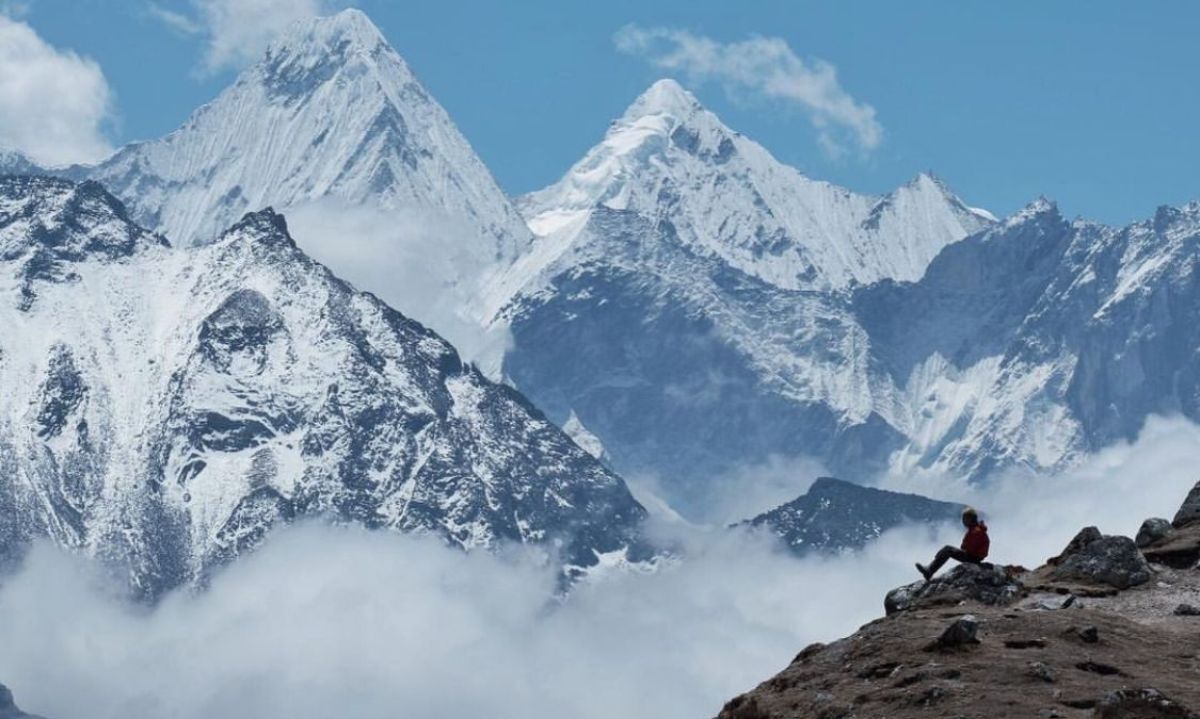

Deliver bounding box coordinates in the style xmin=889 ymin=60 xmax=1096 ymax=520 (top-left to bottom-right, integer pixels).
xmin=1007 ymin=196 xmax=1061 ymax=226
xmin=622 ymin=78 xmax=704 ymax=121
xmin=286 ymin=8 xmax=386 ymax=51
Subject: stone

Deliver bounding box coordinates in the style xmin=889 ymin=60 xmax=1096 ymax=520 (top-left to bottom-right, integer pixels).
xmin=1076 ymin=625 xmax=1099 ymax=643
xmin=885 ymin=563 xmax=1023 ymax=615
xmin=1027 ymin=661 xmax=1055 ymax=683
xmin=1094 ymin=688 xmax=1200 ymax=718
xmin=1173 ymin=481 xmax=1200 ymax=528
xmin=1046 ymin=526 xmax=1152 ymax=590
xmin=1174 ymin=603 xmax=1200 ymax=617
xmin=931 ymin=615 xmax=980 ymax=649
xmin=1137 ymin=518 xmax=1174 ymax=548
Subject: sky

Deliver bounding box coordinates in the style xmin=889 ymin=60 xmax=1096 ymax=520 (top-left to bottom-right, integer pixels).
xmin=3 ymin=0 xmax=1200 ymax=224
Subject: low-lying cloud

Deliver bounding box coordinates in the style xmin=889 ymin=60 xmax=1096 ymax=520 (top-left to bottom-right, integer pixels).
xmin=614 ymin=25 xmax=883 ymax=157
xmin=1 ymin=416 xmax=1196 ymax=719
xmin=0 ymin=14 xmax=114 ymax=166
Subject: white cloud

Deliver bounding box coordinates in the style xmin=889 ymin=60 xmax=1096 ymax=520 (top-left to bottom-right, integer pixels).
xmin=614 ymin=25 xmax=883 ymax=157
xmin=146 ymin=3 xmax=203 ymax=35
xmin=0 ymin=14 xmax=114 ymax=166
xmin=0 ymin=416 xmax=1195 ymax=719
xmin=149 ymin=0 xmax=335 ymax=73
xmin=285 ymin=200 xmax=513 ymax=377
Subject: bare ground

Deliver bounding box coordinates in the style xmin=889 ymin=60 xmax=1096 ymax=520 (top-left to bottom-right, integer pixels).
xmin=716 ymin=567 xmax=1200 ymax=719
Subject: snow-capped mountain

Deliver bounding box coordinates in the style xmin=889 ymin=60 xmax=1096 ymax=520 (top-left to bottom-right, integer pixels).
xmin=742 ymin=477 xmax=963 ymax=555
xmin=492 ymin=82 xmax=993 ymax=515
xmin=859 ymin=197 xmax=1200 ymax=480
xmin=513 ymin=79 xmax=992 ymax=297
xmin=76 ymin=9 xmax=529 ymax=260
xmin=0 ymin=176 xmax=647 ymax=597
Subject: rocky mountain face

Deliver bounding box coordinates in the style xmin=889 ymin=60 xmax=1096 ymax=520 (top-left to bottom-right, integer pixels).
xmin=494 ymin=82 xmax=993 ymax=513
xmin=69 ymin=9 xmax=530 ymax=262
xmin=719 ymin=480 xmax=1200 ymax=719
xmin=859 ymin=198 xmax=1200 ymax=480
xmin=502 ymin=78 xmax=1200 ymax=504
xmin=743 ymin=477 xmax=963 ymax=555
xmin=0 ymin=176 xmax=648 ymax=598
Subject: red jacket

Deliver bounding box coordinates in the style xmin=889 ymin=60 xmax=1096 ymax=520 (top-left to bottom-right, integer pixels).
xmin=961 ymin=523 xmax=989 ymax=561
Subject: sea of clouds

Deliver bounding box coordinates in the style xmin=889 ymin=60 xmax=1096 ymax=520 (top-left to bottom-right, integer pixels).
xmin=1 ymin=416 xmax=1196 ymax=719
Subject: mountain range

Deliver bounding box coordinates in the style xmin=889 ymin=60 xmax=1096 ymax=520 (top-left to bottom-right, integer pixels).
xmin=3 ymin=6 xmax=1199 ymax=553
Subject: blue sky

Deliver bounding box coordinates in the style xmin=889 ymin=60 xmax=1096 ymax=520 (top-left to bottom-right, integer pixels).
xmin=5 ymin=0 xmax=1200 ymax=225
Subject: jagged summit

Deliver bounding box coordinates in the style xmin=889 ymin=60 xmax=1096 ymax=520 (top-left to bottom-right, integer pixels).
xmin=1006 ymin=195 xmax=1061 ymax=226
xmin=76 ymin=8 xmax=530 ymax=258
xmin=258 ymin=8 xmax=397 ymax=98
xmin=515 ymin=79 xmax=992 ymax=294
xmin=621 ymin=78 xmax=705 ymax=121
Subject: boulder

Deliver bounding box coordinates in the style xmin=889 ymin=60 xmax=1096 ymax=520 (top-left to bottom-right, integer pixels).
xmin=885 ymin=563 xmax=1023 ymax=615
xmin=1045 ymin=526 xmax=1152 ymax=590
xmin=1174 ymin=604 xmax=1200 ymax=617
xmin=1173 ymin=481 xmax=1200 ymax=528
xmin=931 ymin=615 xmax=980 ymax=649
xmin=1137 ymin=518 xmax=1174 ymax=548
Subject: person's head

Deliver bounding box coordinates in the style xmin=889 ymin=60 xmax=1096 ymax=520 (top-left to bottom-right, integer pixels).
xmin=961 ymin=507 xmax=980 ymax=527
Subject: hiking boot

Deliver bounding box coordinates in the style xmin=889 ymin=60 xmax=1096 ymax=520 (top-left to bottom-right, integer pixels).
xmin=915 ymin=562 xmax=932 ymax=582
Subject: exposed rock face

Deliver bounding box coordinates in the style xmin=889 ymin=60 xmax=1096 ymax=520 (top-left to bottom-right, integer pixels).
xmin=884 ymin=563 xmax=1023 ymax=615
xmin=0 ymin=684 xmax=44 ymax=719
xmin=1046 ymin=526 xmax=1152 ymax=590
xmin=0 ymin=177 xmax=650 ymax=598
xmin=1138 ymin=517 xmax=1175 ymax=547
xmin=742 ymin=477 xmax=963 ymax=555
xmin=1174 ymin=480 xmax=1200 ymax=528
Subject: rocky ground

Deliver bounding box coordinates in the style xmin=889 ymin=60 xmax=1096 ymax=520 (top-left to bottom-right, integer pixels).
xmin=716 ymin=482 xmax=1200 ymax=719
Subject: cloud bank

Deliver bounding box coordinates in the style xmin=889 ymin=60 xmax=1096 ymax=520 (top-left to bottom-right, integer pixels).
xmin=1 ymin=416 xmax=1196 ymax=719
xmin=0 ymin=14 xmax=114 ymax=166
xmin=614 ymin=25 xmax=883 ymax=157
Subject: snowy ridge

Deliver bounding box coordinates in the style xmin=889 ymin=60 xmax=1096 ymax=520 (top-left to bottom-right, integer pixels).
xmin=509 ymin=78 xmax=992 ymax=304
xmin=0 ymin=176 xmax=647 ymax=597
xmin=77 ymin=9 xmax=530 ymax=261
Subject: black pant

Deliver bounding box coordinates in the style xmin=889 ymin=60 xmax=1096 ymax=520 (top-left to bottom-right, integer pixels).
xmin=926 ymin=545 xmax=980 ymax=576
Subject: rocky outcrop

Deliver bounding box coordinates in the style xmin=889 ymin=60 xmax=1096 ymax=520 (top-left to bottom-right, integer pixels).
xmin=718 ymin=558 xmax=1200 ymax=719
xmin=0 ymin=684 xmax=44 ymax=719
xmin=1137 ymin=481 xmax=1200 ymax=569
xmin=1042 ymin=526 xmax=1152 ymax=590
xmin=1173 ymin=480 xmax=1200 ymax=528
xmin=884 ymin=562 xmax=1023 ymax=615
xmin=719 ymin=503 xmax=1200 ymax=718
